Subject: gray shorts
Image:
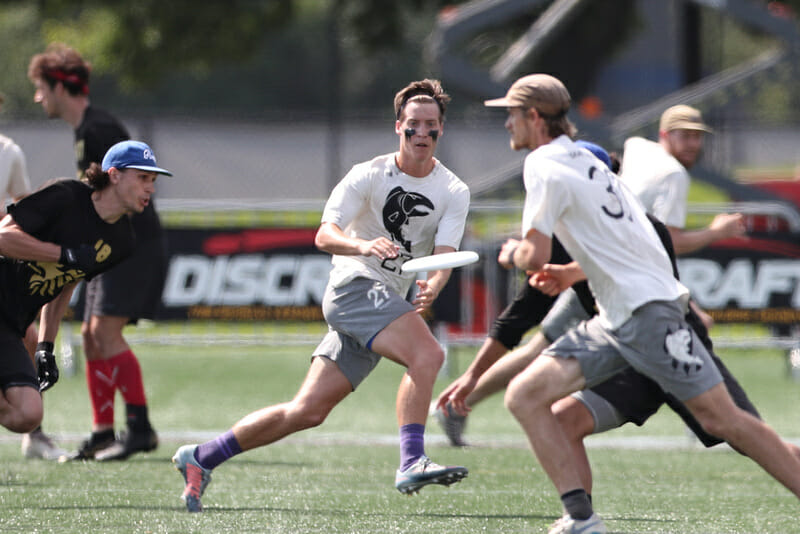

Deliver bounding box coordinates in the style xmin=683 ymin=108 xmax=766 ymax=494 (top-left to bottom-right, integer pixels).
xmin=543 ymin=298 xmax=723 ymax=402
xmin=541 ymin=288 xmax=591 ymax=343
xmin=314 ymin=277 xmax=414 ymax=390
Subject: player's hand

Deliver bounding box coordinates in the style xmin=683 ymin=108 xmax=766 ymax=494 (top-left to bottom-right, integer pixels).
xmin=59 ymin=244 xmax=98 ymax=272
xmin=530 ymin=262 xmax=585 ymax=295
xmin=359 ymin=237 xmax=399 ymax=260
xmin=529 ymin=270 xmax=561 ymax=296
xmin=710 ymin=212 xmax=746 ymax=240
xmin=529 ymin=264 xmax=572 ymax=295
xmin=413 ymin=279 xmax=443 ymax=313
xmin=498 ymin=239 xmax=520 ymax=269
xmin=35 ymin=342 xmax=59 ymax=392
xmin=436 ymin=375 xmax=477 ymax=417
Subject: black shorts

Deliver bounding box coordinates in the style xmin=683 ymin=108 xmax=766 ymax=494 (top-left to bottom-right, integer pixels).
xmin=0 ymin=320 xmax=38 ymax=391
xmin=489 ymin=281 xmax=556 ymax=350
xmin=84 ymin=236 xmax=167 ymax=323
xmin=589 ymin=350 xmax=759 ymax=447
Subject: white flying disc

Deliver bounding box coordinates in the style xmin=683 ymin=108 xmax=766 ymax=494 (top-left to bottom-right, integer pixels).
xmin=401 ymin=251 xmax=479 ymax=273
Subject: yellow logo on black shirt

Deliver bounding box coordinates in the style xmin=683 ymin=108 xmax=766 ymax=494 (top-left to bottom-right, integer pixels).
xmin=95 ymin=240 xmax=111 ymax=262
xmin=27 ymin=239 xmax=112 ymax=296
xmin=28 ymin=262 xmax=83 ymax=297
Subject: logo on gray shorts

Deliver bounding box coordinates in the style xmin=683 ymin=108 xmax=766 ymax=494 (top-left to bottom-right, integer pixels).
xmin=664 ymin=326 xmax=703 ymax=375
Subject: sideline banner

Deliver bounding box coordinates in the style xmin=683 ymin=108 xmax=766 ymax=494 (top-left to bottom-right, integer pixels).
xmin=67 ymin=228 xmax=799 ymax=326
xmin=158 ymin=227 xmax=331 ymax=321
xmin=677 ymin=233 xmax=800 ymax=324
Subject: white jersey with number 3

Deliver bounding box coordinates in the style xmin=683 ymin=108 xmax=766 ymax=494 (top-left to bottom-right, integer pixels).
xmin=521 ymin=136 xmax=688 ymax=329
xmin=321 ymin=152 xmax=470 ymax=297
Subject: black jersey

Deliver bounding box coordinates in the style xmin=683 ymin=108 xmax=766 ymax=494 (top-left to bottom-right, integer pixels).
xmin=0 ymin=180 xmax=135 ymax=335
xmin=75 ymin=106 xmax=162 ymax=240
xmin=74 ymin=106 xmax=129 ymax=174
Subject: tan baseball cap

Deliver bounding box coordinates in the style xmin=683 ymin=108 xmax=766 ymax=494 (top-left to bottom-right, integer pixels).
xmin=484 ymin=74 xmax=571 ymax=116
xmin=659 ymin=105 xmax=713 ymax=133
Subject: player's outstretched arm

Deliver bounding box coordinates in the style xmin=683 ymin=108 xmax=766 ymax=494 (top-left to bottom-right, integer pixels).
xmin=668 ymin=212 xmax=746 ymax=255
xmin=38 ymin=281 xmax=78 ymax=345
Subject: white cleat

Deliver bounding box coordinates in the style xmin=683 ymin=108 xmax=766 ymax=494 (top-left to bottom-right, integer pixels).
xmin=22 ymin=430 xmax=67 ymax=460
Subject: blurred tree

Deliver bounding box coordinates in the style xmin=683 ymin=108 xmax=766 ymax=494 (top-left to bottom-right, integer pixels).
xmin=0 ymin=4 xmax=43 ymax=115
xmin=4 ymin=0 xmax=798 ymax=122
xmin=37 ymin=0 xmax=294 ymax=90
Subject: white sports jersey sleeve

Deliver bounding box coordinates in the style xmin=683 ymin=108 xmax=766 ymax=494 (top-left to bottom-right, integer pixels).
xmin=619 ymin=137 xmax=689 ymax=228
xmin=321 ymin=153 xmax=470 ymax=297
xmin=0 ymin=135 xmax=32 ymax=210
xmin=522 ymin=136 xmax=688 ymax=329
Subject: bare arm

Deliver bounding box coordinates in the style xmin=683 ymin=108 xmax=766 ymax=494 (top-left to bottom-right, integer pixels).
xmin=669 ymin=213 xmax=746 ymax=255
xmin=411 ymin=245 xmax=455 ymax=313
xmin=38 ymin=282 xmax=78 ymax=343
xmin=437 ymin=337 xmax=509 ymax=415
xmin=0 ymin=215 xmax=61 ymax=263
xmin=689 ymin=299 xmax=714 ymax=331
xmin=314 ymin=221 xmax=399 ymax=260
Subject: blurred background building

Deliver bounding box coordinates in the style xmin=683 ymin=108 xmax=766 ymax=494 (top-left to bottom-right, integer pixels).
xmin=1 ymin=0 xmax=800 ymax=203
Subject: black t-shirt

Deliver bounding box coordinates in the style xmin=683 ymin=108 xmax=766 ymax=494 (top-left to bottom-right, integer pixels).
xmin=74 ymin=106 xmax=130 ymax=174
xmin=75 ymin=106 xmax=162 ymax=240
xmin=0 ymin=180 xmax=135 ymax=334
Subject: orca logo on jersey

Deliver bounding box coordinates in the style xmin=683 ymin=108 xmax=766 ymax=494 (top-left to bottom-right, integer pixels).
xmin=382 ymin=186 xmax=434 ymax=252
xmin=664 ymin=325 xmax=703 ymax=375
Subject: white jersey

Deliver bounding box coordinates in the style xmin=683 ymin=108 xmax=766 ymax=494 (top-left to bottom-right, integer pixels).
xmin=321 ymin=153 xmax=470 ymax=297
xmin=619 ymin=136 xmax=689 ymax=228
xmin=0 ymin=134 xmax=32 ymax=210
xmin=521 ymin=135 xmax=688 ymax=330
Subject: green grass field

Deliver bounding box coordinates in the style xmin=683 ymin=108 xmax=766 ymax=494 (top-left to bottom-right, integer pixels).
xmin=2 ymin=324 xmax=799 ymax=533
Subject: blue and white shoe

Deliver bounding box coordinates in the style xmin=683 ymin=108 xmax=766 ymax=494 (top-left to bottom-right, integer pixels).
xmin=548 ymin=513 xmax=606 ymax=534
xmin=394 ymin=455 xmax=468 ymax=494
xmin=172 ymin=444 xmax=212 ymax=512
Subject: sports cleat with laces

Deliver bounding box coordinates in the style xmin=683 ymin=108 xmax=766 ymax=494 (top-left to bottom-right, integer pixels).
xmin=21 ymin=429 xmax=67 ymax=460
xmin=433 ymin=402 xmax=468 ymax=447
xmin=394 ymin=455 xmax=468 ymax=495
xmin=172 ymin=444 xmax=212 ymax=512
xmin=548 ymin=513 xmax=606 ymax=534
xmin=58 ymin=429 xmax=116 ymax=462
xmin=94 ymin=427 xmax=158 ymax=461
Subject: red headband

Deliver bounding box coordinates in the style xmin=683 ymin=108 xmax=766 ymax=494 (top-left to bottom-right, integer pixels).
xmin=44 ymin=69 xmax=89 ymax=95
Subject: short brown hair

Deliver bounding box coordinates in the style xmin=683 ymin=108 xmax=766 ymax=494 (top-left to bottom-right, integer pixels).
xmin=28 ymin=43 xmax=91 ymax=96
xmin=394 ymin=79 xmax=450 ymax=121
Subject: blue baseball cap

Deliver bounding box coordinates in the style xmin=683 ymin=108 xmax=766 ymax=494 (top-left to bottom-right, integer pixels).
xmin=101 ymin=140 xmax=173 ymax=176
xmin=575 ymin=140 xmax=611 ymax=171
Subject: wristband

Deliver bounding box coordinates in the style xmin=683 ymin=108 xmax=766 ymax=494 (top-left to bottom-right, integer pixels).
xmin=36 ymin=341 xmax=55 ymax=353
xmin=507 ymin=244 xmax=519 ymax=265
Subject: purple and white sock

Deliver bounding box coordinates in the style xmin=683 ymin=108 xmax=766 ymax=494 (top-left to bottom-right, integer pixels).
xmin=399 ymin=423 xmax=426 ymax=471
xmin=194 ymin=430 xmax=243 ymax=470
